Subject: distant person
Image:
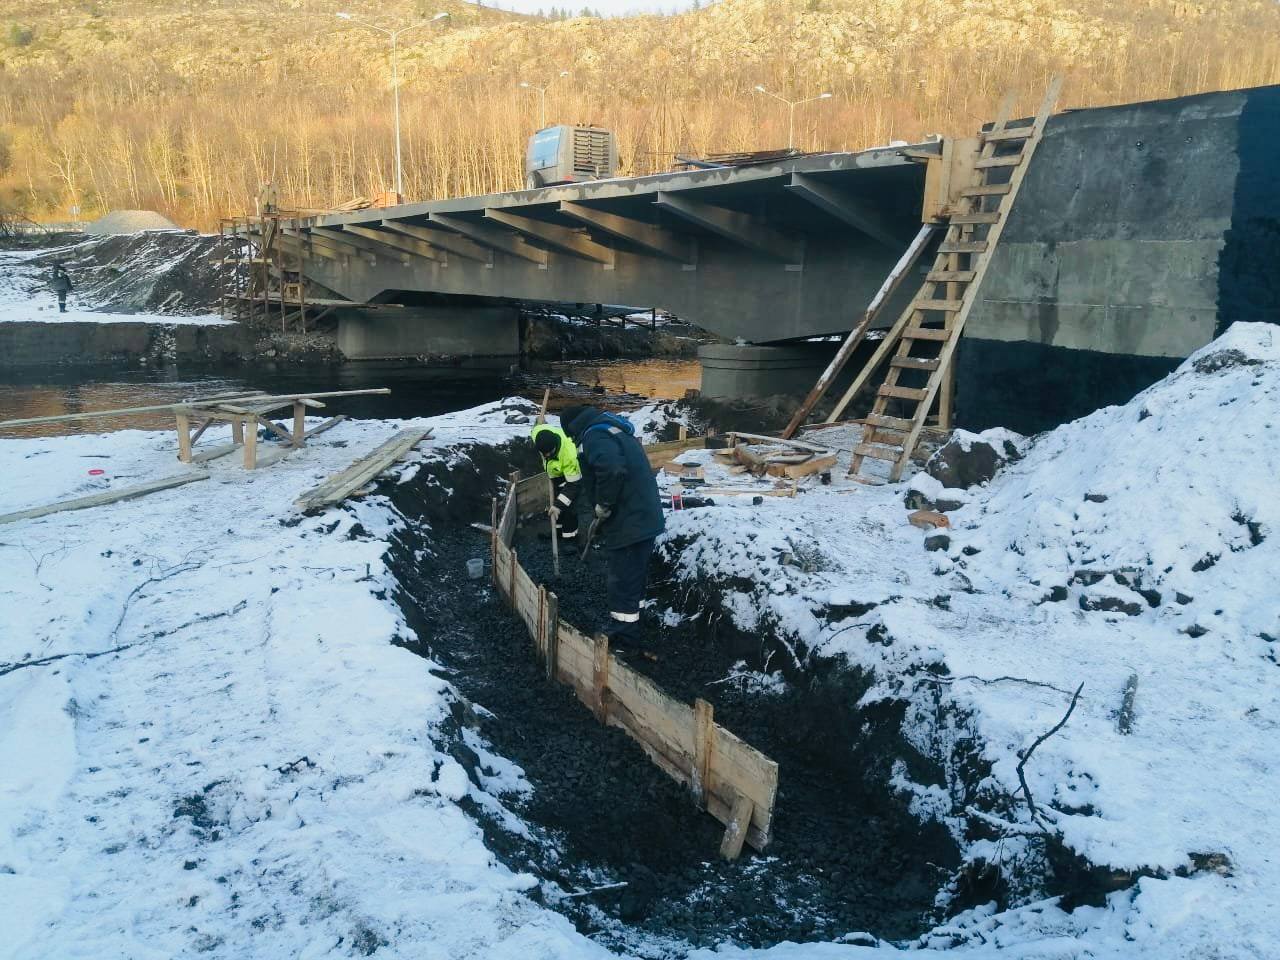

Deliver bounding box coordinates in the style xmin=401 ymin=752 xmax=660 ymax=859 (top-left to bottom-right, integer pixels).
xmin=560 ymin=405 xmax=664 ymax=648
xmin=531 ymin=420 xmax=582 ymax=541
xmin=49 ymin=264 xmax=73 ymax=313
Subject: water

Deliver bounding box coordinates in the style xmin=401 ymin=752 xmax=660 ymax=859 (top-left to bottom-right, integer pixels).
xmin=0 ymin=359 xmax=701 ymax=438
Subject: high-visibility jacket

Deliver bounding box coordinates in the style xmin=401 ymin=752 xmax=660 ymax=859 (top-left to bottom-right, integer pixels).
xmin=531 ymin=424 xmax=583 ymax=481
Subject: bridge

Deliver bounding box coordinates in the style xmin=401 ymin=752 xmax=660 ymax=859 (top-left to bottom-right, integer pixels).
xmin=261 ymin=143 xmax=948 ymax=397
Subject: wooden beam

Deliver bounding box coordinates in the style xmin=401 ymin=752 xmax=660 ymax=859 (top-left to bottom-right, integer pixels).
xmin=559 ymin=201 xmax=695 ymax=263
xmin=0 ymin=473 xmax=211 ymax=525
xmin=483 ymin=208 xmax=615 ymax=265
xmin=654 ymin=191 xmax=803 ymax=264
xmin=719 ymin=792 xmax=754 ymax=860
xmin=428 ymin=213 xmax=548 ymax=265
xmin=785 ymin=173 xmax=905 ymax=249
xmin=343 ymin=225 xmax=443 ymax=262
xmin=693 ymin=698 xmax=715 ymax=809
xmin=379 ymin=220 xmax=491 ymax=263
xmin=294 ymin=428 xmax=430 ymax=512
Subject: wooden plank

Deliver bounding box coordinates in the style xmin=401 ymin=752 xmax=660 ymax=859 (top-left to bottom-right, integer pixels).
xmin=719 ymin=793 xmax=754 ymax=861
xmin=303 ymin=414 xmax=347 ymax=439
xmin=853 ymin=443 xmax=902 ymax=462
xmin=914 ymin=299 xmax=963 ymax=312
xmin=294 ymin=428 xmax=429 ymax=511
xmin=890 ymin=356 xmax=941 ymax=371
xmin=938 ymin=240 xmax=988 ymax=254
xmin=926 ymin=269 xmax=976 ymax=283
xmin=0 ymin=472 xmax=210 ymax=525
xmin=544 ymin=592 xmax=559 ymax=681
xmin=783 ymin=454 xmax=838 ymax=479
xmin=879 ymin=384 xmax=928 ymax=401
xmin=982 ymin=125 xmax=1034 ymax=142
xmin=709 ymin=724 xmax=779 ymax=844
xmin=693 ymin=699 xmax=715 ymax=808
xmin=643 ymin=436 xmax=705 ymax=468
xmin=863 ymin=414 xmax=914 ymax=431
xmin=973 ymin=154 xmax=1024 ymax=169
xmin=960 ymin=183 xmax=1013 ymax=197
xmin=728 ymin=432 xmax=831 ymax=454
xmin=948 ymin=212 xmax=1001 ymax=225
xmin=904 ymin=327 xmax=951 ymax=342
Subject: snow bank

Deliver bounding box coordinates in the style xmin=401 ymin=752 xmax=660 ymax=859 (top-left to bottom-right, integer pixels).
xmin=657 ymin=323 xmax=1280 ymax=958
xmin=0 ymin=402 xmax=606 ymax=959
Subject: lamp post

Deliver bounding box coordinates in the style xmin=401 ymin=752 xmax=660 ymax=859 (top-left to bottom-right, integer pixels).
xmin=519 ymin=71 xmax=571 ymax=129
xmin=753 ymin=86 xmax=833 ymax=152
xmin=337 ymin=11 xmax=450 ymax=200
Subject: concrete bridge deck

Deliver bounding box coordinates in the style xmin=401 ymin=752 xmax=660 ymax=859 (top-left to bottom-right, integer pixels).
xmin=273 ymin=145 xmax=937 ymax=348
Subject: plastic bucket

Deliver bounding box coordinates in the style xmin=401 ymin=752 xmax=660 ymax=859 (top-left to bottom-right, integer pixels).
xmin=466 ymin=558 xmax=485 ymax=579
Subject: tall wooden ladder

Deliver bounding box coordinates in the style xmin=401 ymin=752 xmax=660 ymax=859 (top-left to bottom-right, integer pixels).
xmin=847 ymin=77 xmax=1061 ymax=483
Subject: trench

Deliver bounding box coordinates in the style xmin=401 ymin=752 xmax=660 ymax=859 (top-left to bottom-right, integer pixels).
xmin=379 ymin=438 xmax=963 ymax=954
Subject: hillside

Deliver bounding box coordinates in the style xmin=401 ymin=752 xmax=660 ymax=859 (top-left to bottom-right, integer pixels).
xmin=1 ymin=0 xmax=1278 ymax=228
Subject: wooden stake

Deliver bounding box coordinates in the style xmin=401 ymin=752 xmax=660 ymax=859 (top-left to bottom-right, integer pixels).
xmin=490 ymin=497 xmax=499 ymax=590
xmin=243 ymin=417 xmax=258 ymax=469
xmin=537 ymin=387 xmax=551 ymax=424
xmin=175 ymin=411 xmax=193 ymax=463
xmin=292 ymin=401 xmax=306 ymax=446
xmin=545 ymin=592 xmax=559 ymax=681
xmin=693 ymin=698 xmax=716 ymax=809
xmin=592 ymin=633 xmax=610 ymax=723
xmin=547 ymin=474 xmax=560 ymax=579
xmin=509 ymin=549 xmax=518 ymax=607
xmin=719 ymin=792 xmax=755 ymax=861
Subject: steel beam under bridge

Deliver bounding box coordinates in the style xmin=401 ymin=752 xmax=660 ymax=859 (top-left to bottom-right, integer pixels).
xmin=279 ymin=146 xmax=938 ymax=344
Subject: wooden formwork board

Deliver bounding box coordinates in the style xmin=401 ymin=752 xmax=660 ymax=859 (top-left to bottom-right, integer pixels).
xmin=491 ymin=486 xmax=779 ymax=853
xmin=514 ymin=473 xmax=552 ymax=517
xmin=643 ymin=437 xmax=707 ymax=469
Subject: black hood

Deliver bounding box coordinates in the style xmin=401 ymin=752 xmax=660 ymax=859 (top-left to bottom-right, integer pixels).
xmin=559 ymin=405 xmax=602 ymax=441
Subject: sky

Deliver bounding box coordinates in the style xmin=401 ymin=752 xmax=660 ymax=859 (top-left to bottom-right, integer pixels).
xmin=482 ymin=0 xmax=704 ymax=14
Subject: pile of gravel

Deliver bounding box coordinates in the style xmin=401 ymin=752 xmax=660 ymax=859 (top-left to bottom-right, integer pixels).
xmin=86 ymin=210 xmax=180 ymax=236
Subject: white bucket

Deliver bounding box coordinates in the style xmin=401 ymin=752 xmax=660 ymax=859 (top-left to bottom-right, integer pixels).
xmin=466 ymin=558 xmax=485 ymax=579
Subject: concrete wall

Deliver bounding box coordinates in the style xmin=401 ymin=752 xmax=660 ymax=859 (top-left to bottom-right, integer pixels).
xmin=958 ymin=85 xmax=1280 ymax=433
xmin=0 ymin=321 xmax=251 ymax=367
xmin=335 ymin=305 xmax=520 ymax=361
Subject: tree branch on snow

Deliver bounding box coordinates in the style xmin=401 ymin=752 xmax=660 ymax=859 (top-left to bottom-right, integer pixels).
xmin=1016 ymin=681 xmax=1085 ymax=825
xmin=964 ymin=805 xmax=1047 ymax=838
xmin=108 ymin=558 xmax=204 ymax=644
xmin=913 ymin=673 xmax=1077 ymax=696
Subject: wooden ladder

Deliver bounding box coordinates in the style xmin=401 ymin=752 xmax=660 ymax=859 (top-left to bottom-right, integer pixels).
xmin=847 ymin=77 xmax=1061 ymax=484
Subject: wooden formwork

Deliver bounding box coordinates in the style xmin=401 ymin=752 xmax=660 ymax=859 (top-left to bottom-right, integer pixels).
xmin=489 ymin=473 xmax=779 ymax=857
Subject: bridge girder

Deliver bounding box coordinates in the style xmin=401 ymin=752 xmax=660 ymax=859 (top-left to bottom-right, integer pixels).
xmin=785 ymin=173 xmax=906 ymax=249
xmin=483 ymin=208 xmax=615 ymax=265
xmin=558 ymin=201 xmax=696 ymax=265
xmin=429 ymin=213 xmax=549 ymax=266
xmin=654 ymin=191 xmax=804 ymax=265
xmin=378 ymin=221 xmax=492 ymax=263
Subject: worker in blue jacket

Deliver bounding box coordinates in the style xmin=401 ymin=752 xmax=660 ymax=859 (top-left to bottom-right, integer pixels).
xmin=560 ymin=405 xmax=665 ymax=646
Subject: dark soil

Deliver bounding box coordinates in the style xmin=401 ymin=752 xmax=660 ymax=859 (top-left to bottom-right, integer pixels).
xmin=379 ymin=440 xmax=959 ymax=954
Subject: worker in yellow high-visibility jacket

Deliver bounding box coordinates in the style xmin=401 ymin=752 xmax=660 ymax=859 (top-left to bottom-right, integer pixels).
xmin=532 ymin=423 xmax=582 ymax=540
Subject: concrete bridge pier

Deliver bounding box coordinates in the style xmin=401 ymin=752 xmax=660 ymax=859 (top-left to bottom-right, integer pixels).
xmin=335 ymin=304 xmax=520 ymax=361
xmin=697 ymin=342 xmax=867 ymax=401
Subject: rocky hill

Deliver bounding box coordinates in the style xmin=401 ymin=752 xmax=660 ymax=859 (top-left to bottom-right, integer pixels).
xmin=2 ymin=0 xmax=1277 ymax=227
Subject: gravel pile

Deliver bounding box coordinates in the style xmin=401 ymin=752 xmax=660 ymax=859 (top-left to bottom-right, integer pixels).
xmin=85 ymin=210 xmax=180 ymax=235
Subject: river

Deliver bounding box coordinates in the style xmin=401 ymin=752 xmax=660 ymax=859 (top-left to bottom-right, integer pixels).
xmin=0 ymin=358 xmax=700 ymax=437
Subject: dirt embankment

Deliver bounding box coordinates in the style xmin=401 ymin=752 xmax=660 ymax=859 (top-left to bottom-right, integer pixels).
xmin=376 ymin=439 xmax=962 ymax=952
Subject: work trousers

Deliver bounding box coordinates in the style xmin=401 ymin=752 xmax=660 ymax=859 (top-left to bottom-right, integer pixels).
xmin=604 ymin=537 xmax=655 ymax=644
xmin=57 ymin=293 xmax=67 ymax=313
xmin=551 ymin=476 xmax=581 ymax=539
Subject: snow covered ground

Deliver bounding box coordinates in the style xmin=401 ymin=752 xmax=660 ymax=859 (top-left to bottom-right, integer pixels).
xmin=658 ymin=323 xmax=1280 ymax=958
xmin=2 ymin=326 xmax=1277 ymax=958
xmin=0 ymin=244 xmax=230 ymax=325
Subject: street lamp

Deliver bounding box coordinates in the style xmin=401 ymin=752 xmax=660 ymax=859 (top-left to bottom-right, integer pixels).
xmin=336 ymin=10 xmax=450 ymax=200
xmin=519 ymin=71 xmax=571 ymax=129
xmin=754 ymin=86 xmax=833 ymax=152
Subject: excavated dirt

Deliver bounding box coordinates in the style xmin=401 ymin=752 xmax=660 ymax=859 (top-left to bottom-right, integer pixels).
xmin=380 ymin=440 xmax=960 ymax=953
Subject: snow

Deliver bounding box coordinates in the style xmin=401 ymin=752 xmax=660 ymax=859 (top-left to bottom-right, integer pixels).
xmin=0 ymin=247 xmax=230 ymax=325
xmin=3 ymin=322 xmax=1278 ymax=959
xmin=655 ymin=323 xmax=1280 ymax=958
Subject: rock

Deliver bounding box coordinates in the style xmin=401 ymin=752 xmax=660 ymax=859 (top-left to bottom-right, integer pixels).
xmin=1182 ymin=624 xmax=1209 ymax=638
xmin=924 ymin=533 xmax=951 ymax=552
xmin=1041 ymin=585 xmax=1069 ymax=603
xmin=1084 ymin=492 xmax=1109 ymax=503
xmin=908 ymin=509 xmax=950 ymax=530
xmin=1175 ymin=592 xmax=1194 ymax=605
xmin=1079 ymin=595 xmax=1143 ymax=617
xmin=925 ymin=429 xmax=1026 ymax=489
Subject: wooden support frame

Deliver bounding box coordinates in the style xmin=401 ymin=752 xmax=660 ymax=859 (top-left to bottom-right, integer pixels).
xmin=558 ymin=201 xmax=695 ymax=264
xmin=785 ymin=173 xmax=906 ymax=249
xmin=428 ymin=213 xmax=549 ymax=265
xmin=654 ymin=191 xmax=803 ymax=265
xmin=488 ymin=473 xmax=779 ymax=857
xmin=484 ymin=208 xmax=615 ymax=265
